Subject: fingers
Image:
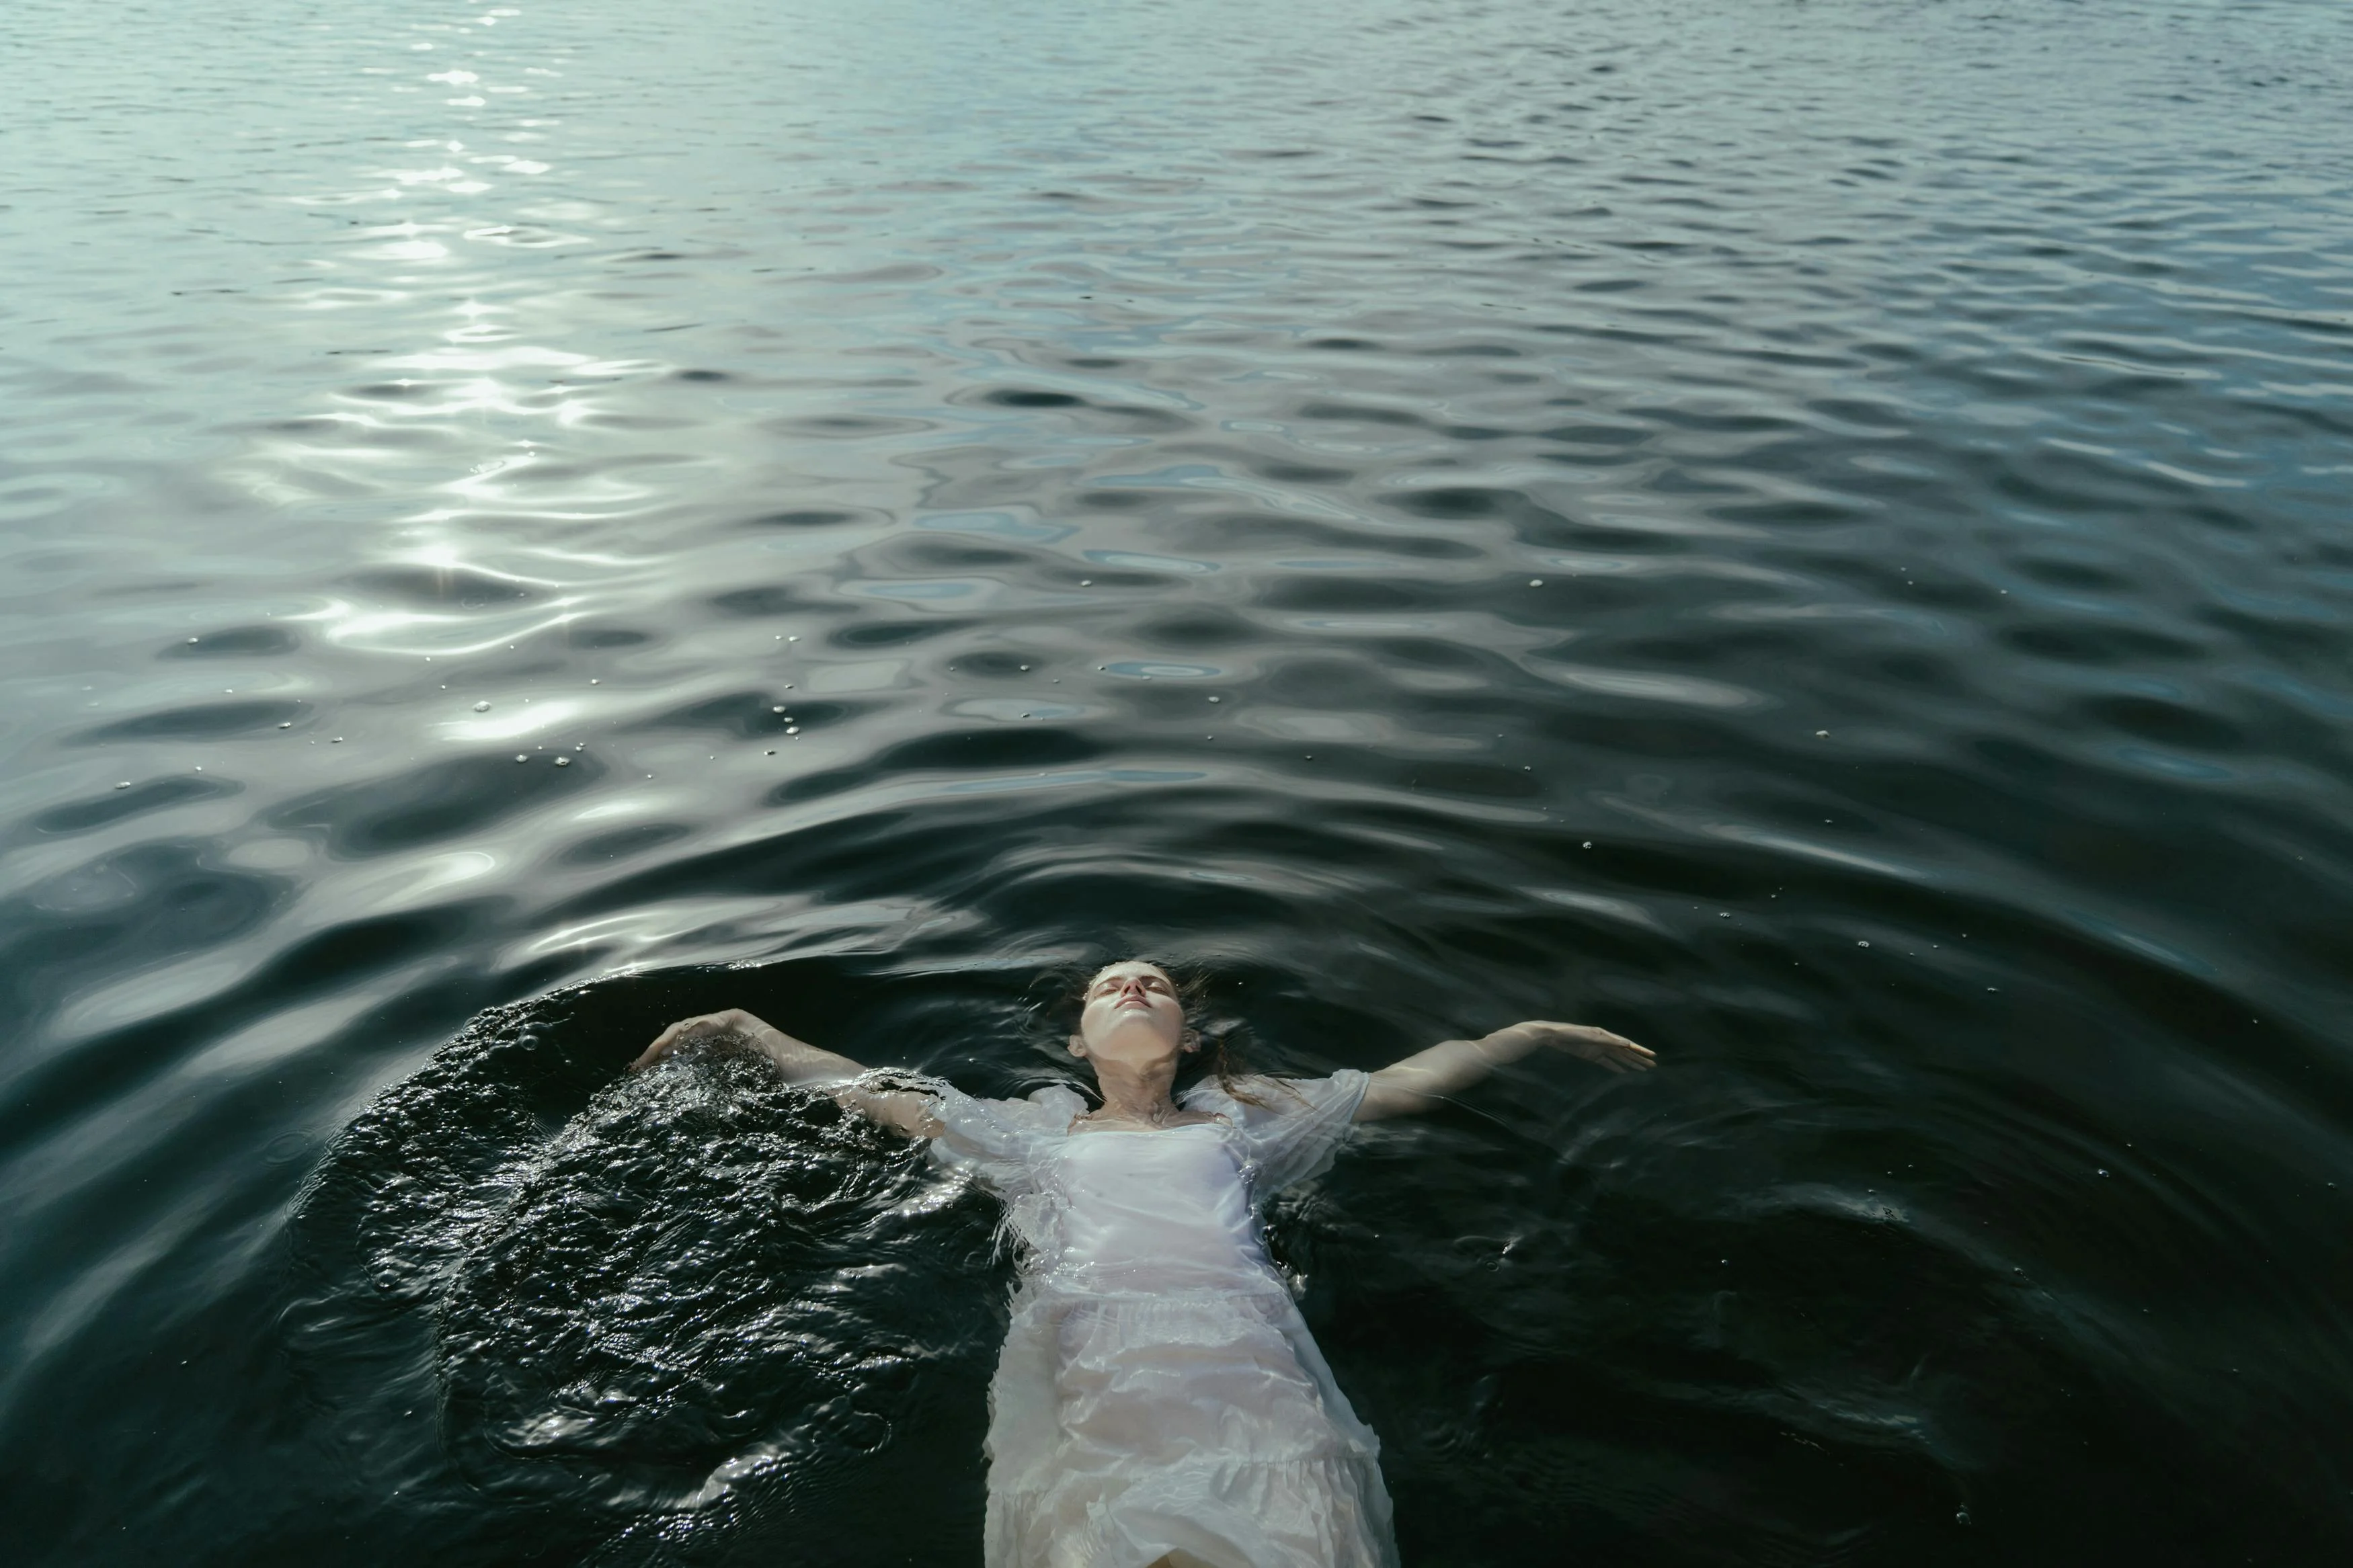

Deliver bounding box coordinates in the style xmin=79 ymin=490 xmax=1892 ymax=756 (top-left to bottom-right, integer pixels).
xmin=1522 ymin=1020 xmax=1658 ymax=1071
xmin=627 ymin=1022 xmax=683 ymax=1073
xmin=1597 ymin=1032 xmax=1656 ymax=1068
xmin=627 ymin=1013 xmax=728 ymax=1073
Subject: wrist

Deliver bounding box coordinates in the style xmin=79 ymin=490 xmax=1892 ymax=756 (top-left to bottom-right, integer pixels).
xmin=1475 ymin=1024 xmax=1538 ymax=1063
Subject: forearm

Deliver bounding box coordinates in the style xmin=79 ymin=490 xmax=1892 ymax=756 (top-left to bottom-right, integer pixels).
xmin=758 ymin=1028 xmax=939 ymax=1138
xmin=1358 ymin=1027 xmax=1537 ymax=1121
xmin=631 ymin=1009 xmax=938 ymax=1138
xmin=749 ymin=1028 xmax=867 ymax=1085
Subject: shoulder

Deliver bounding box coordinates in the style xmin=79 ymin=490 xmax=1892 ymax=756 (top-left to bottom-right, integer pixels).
xmin=1180 ymin=1072 xmax=1355 ymax=1116
xmin=1021 ymin=1082 xmax=1087 ymax=1126
xmin=937 ymin=1079 xmax=1084 ymax=1126
xmin=882 ymin=1073 xmax=1084 ymax=1141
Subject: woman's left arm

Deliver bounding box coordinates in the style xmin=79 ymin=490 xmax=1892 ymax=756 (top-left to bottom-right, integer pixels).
xmin=1355 ymin=1021 xmax=1655 ymax=1122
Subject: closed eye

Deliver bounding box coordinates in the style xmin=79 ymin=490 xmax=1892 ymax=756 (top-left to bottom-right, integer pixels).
xmin=1091 ymin=976 xmax=1171 ymax=996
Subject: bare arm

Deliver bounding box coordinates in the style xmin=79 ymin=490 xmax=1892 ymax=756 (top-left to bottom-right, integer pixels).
xmin=1356 ymin=1020 xmax=1654 ymax=1122
xmin=630 ymin=1009 xmax=940 ymax=1138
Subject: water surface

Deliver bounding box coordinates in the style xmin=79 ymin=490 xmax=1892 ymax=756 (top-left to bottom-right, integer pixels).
xmin=4 ymin=0 xmax=2352 ymax=1563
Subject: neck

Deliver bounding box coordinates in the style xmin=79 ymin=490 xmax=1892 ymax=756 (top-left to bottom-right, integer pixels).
xmin=1090 ymin=1055 xmax=1183 ymax=1120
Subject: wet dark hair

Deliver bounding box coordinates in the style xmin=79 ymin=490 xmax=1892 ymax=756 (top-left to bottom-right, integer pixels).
xmin=1060 ymin=958 xmax=1270 ymax=1107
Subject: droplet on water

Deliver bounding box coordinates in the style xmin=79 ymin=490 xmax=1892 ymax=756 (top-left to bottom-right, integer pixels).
xmin=1858 ymin=940 xmax=1871 ymax=948
xmin=473 ymin=700 xmax=491 ymax=712
xmin=514 ymin=753 xmax=528 ymax=763
xmin=553 ymin=755 xmax=570 ymax=766
xmin=114 ymin=781 xmax=132 ymax=790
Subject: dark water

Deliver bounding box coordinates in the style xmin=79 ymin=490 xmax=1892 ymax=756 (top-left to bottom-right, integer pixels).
xmin=5 ymin=0 xmax=2352 ymax=1561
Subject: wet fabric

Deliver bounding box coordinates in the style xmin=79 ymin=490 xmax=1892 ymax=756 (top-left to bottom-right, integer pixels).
xmin=908 ymin=1069 xmax=1396 ymax=1568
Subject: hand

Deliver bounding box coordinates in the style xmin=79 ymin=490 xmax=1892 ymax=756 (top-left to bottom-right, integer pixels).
xmin=1494 ymin=1020 xmax=1657 ymax=1074
xmin=629 ymin=1009 xmax=778 ymax=1073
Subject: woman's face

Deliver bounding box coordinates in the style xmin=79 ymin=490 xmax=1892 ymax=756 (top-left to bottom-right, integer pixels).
xmin=1070 ymin=960 xmax=1187 ymax=1070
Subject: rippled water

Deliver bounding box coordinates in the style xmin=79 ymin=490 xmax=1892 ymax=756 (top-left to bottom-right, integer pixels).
xmin=5 ymin=0 xmax=2352 ymax=1561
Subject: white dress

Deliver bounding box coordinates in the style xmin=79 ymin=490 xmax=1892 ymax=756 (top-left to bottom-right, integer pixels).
xmin=908 ymin=1068 xmax=1398 ymax=1568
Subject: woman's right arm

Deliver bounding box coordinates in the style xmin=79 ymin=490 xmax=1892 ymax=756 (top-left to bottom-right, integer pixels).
xmin=630 ymin=1009 xmax=940 ymax=1138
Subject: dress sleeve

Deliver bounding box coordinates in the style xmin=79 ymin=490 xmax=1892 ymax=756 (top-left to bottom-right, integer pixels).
xmin=875 ymin=1073 xmax=1079 ymax=1200
xmin=1183 ymin=1069 xmax=1370 ymax=1196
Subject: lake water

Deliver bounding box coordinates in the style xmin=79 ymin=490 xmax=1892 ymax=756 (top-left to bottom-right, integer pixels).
xmin=4 ymin=0 xmax=2352 ymax=1562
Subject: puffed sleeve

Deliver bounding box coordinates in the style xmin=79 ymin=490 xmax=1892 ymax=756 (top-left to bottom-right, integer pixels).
xmin=1181 ymin=1069 xmax=1369 ymax=1196
xmin=871 ymin=1072 xmax=1080 ymax=1200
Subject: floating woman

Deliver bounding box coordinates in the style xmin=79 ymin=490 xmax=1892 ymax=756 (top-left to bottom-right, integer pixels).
xmin=631 ymin=959 xmax=1655 ymax=1568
